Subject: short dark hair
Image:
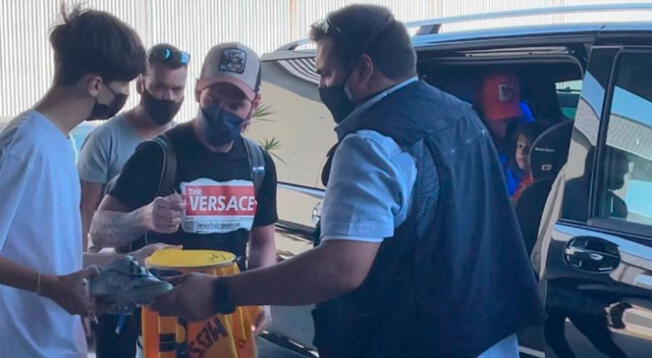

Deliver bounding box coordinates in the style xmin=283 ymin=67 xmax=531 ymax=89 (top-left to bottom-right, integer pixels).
xmin=49 ymin=5 xmax=146 ymax=85
xmin=310 ymin=4 xmax=416 ymax=80
xmin=147 ymin=43 xmax=188 ymax=71
xmin=515 ymin=121 xmax=546 ymax=144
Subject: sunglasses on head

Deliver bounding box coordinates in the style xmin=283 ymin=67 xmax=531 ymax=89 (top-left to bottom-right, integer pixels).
xmin=315 ymin=16 xmax=344 ymax=37
xmin=149 ymin=47 xmax=190 ymax=65
xmin=314 ymin=15 xmax=394 ymax=54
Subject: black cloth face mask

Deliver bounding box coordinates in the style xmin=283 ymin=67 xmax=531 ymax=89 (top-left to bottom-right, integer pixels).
xmin=141 ymin=89 xmax=182 ymax=125
xmin=90 ymin=82 xmax=128 ymax=120
xmin=318 ymin=70 xmax=354 ymax=124
xmin=316 ymin=17 xmax=395 ymax=125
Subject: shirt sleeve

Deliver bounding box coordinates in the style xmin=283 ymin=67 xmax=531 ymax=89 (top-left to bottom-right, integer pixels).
xmin=109 ymin=141 xmax=165 ymax=211
xmin=252 ymin=151 xmax=279 ymax=227
xmin=77 ymin=129 xmax=111 ymax=184
xmin=320 ymin=131 xmax=417 ymax=243
xmin=0 ymin=153 xmax=31 ymax=250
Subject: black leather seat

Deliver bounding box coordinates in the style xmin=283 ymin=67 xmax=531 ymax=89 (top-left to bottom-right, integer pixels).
xmin=515 ymin=120 xmax=573 ymax=255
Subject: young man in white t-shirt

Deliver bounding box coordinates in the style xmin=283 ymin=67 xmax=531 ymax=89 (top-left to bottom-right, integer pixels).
xmin=0 ymin=6 xmax=152 ymax=357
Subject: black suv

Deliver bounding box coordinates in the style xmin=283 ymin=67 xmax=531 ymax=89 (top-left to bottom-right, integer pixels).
xmin=251 ymin=4 xmax=652 ymax=357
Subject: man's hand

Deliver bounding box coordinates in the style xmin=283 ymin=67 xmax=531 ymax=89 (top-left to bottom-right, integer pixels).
xmin=142 ymin=193 xmax=184 ymax=233
xmin=151 ymin=273 xmax=218 ymax=321
xmin=42 ymin=266 xmax=100 ymax=316
xmin=131 ymin=243 xmax=182 ymax=265
xmin=252 ymin=305 xmax=272 ymax=335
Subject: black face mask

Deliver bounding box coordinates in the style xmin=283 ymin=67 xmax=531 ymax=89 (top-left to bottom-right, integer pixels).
xmin=318 ymin=70 xmax=354 ymax=124
xmin=140 ymin=89 xmax=182 ymax=125
xmin=201 ymin=105 xmax=244 ymax=146
xmin=317 ymin=17 xmax=396 ymax=124
xmin=89 ymin=83 xmax=128 ymax=120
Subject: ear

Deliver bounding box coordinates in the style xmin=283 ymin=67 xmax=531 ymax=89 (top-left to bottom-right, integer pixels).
xmin=251 ymin=93 xmax=262 ymax=110
xmin=136 ymin=75 xmax=145 ymax=95
xmin=86 ymin=74 xmax=103 ymax=97
xmin=242 ymin=93 xmax=261 ymax=132
xmin=357 ymin=54 xmax=374 ymax=85
xmin=194 ymin=79 xmax=201 ymax=103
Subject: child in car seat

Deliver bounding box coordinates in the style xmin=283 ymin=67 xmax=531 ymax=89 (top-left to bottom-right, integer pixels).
xmin=511 ymin=122 xmax=546 ymax=200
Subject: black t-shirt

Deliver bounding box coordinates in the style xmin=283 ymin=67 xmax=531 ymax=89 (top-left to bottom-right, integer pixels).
xmin=110 ymin=122 xmax=278 ymax=260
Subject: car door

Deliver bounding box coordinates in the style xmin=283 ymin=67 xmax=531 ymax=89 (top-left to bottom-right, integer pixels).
xmin=540 ymin=46 xmax=652 ymax=358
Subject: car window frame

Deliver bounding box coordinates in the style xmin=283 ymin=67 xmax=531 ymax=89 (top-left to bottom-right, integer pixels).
xmin=590 ymin=48 xmax=652 ymax=239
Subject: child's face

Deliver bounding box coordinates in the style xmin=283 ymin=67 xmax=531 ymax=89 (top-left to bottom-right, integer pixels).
xmin=516 ymin=134 xmax=531 ymax=173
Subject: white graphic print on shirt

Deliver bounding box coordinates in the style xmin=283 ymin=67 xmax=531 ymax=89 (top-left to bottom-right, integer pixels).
xmin=181 ymin=178 xmax=257 ymax=234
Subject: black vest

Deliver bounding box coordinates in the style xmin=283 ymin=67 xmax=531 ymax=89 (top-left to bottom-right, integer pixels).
xmin=313 ymin=81 xmax=543 ymax=358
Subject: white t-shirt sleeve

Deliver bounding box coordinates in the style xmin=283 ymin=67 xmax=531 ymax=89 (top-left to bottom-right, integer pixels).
xmin=320 ymin=131 xmax=416 ymax=243
xmin=0 ymin=152 xmax=31 ymax=250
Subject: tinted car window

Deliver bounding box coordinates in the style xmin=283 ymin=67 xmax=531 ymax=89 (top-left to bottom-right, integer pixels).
xmin=600 ymin=52 xmax=652 ymax=226
xmin=556 ymin=80 xmax=581 ymax=119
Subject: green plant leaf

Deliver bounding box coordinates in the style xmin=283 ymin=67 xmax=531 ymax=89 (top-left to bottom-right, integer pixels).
xmin=261 ymin=137 xmax=282 ymax=151
xmin=252 ymin=104 xmax=274 ymax=122
xmin=260 ymin=137 xmax=286 ymax=163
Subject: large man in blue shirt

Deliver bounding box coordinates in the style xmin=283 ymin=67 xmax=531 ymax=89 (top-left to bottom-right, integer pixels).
xmin=152 ymin=5 xmax=542 ymax=357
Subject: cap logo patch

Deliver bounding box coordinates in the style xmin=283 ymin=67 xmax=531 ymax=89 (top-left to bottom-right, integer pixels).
xmin=498 ymin=83 xmax=515 ymax=102
xmin=219 ymin=48 xmax=247 ymax=74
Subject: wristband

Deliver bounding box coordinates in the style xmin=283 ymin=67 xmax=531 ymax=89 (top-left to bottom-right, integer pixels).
xmin=212 ymin=277 xmax=236 ymax=314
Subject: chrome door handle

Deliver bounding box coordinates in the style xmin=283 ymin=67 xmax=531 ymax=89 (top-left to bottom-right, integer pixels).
xmin=565 ymin=237 xmax=620 ymax=273
xmin=312 ymin=202 xmax=322 ymax=224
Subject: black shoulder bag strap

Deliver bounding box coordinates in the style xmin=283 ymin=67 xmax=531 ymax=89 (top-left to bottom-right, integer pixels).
xmin=134 ymin=134 xmax=177 ymax=250
xmin=151 ymin=134 xmax=178 ymax=196
xmin=242 ymin=136 xmax=266 ymax=194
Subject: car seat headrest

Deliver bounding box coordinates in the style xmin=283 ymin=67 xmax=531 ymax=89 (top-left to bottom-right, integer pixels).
xmin=530 ymin=120 xmax=573 ymax=180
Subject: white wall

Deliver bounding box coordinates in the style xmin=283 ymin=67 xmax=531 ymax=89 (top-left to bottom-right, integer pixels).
xmin=1 ymin=0 xmax=650 ymax=122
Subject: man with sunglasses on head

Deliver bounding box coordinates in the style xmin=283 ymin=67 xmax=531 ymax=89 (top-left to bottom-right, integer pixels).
xmin=91 ymin=43 xmax=278 ymax=350
xmin=79 ymin=43 xmax=189 ymax=253
xmin=77 ymin=43 xmax=189 ymax=358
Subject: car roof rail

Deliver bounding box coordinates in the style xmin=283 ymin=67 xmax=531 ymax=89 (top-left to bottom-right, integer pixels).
xmin=275 ymin=39 xmax=312 ymax=52
xmin=406 ymin=3 xmax=652 ymax=35
xmin=273 ymin=3 xmax=652 ymax=51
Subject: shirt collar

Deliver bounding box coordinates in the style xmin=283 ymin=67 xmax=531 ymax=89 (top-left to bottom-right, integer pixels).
xmin=335 ymin=77 xmax=419 ymax=140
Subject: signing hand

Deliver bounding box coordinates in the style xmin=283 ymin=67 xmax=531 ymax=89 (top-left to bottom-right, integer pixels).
xmin=142 ymin=193 xmax=185 ymax=233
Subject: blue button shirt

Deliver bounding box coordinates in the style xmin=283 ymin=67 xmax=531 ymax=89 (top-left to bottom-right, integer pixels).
xmin=320 ymin=129 xmax=417 ymax=242
xmin=320 ymin=78 xmax=420 ymax=243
